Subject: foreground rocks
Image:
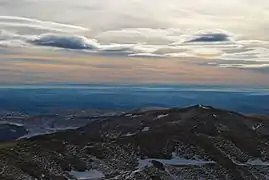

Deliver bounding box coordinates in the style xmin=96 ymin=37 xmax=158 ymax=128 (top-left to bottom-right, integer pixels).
xmin=0 ymin=105 xmax=269 ymax=180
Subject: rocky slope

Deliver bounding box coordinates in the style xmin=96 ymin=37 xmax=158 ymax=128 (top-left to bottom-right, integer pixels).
xmin=0 ymin=105 xmax=269 ymax=180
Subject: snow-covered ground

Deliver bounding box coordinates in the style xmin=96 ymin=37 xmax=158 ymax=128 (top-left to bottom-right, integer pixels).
xmin=142 ymin=127 xmax=150 ymax=132
xmin=138 ymin=152 xmax=215 ymax=169
xmin=19 ymin=127 xmax=79 ymax=139
xmin=155 ymin=114 xmax=168 ymax=119
xmin=124 ymin=132 xmax=137 ymax=137
xmin=125 ymin=114 xmax=142 ymax=118
xmin=252 ymin=123 xmax=263 ymax=130
xmin=0 ymin=121 xmax=24 ymax=126
xmin=247 ymin=159 xmax=269 ymax=166
xmin=0 ymin=111 xmax=115 ymax=140
xmin=68 ymin=170 xmax=105 ymax=180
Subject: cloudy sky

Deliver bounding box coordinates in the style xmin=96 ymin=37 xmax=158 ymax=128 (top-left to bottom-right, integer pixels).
xmin=0 ymin=0 xmax=269 ymax=85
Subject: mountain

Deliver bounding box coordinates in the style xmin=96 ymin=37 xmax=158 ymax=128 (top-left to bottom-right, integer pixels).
xmin=0 ymin=109 xmax=121 ymax=140
xmin=0 ymin=105 xmax=269 ymax=180
xmin=0 ymin=123 xmax=28 ymax=142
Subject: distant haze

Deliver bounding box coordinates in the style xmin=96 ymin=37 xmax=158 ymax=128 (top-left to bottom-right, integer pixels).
xmin=0 ymin=85 xmax=268 ymax=115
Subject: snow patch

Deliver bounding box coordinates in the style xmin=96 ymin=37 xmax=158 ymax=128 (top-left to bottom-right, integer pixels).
xmin=142 ymin=127 xmax=150 ymax=132
xmin=125 ymin=114 xmax=141 ymax=118
xmin=247 ymin=159 xmax=269 ymax=166
xmin=123 ymin=132 xmax=137 ymax=137
xmin=0 ymin=121 xmax=24 ymax=127
xmin=155 ymin=114 xmax=168 ymax=119
xmin=131 ymin=115 xmax=142 ymax=118
xmin=252 ymin=123 xmax=262 ymax=130
xmin=68 ymin=170 xmax=105 ymax=180
xmin=10 ymin=129 xmax=17 ymax=132
xmin=229 ymin=158 xmax=269 ymax=166
xmin=138 ymin=153 xmax=215 ymax=168
xmin=198 ymin=104 xmax=210 ymax=109
xmin=19 ymin=127 xmax=78 ymax=139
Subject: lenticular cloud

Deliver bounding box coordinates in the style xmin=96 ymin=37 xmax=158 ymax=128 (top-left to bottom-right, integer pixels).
xmin=30 ymin=34 xmax=99 ymax=50
xmin=0 ymin=30 xmax=157 ymax=55
xmin=187 ymin=33 xmax=231 ymax=43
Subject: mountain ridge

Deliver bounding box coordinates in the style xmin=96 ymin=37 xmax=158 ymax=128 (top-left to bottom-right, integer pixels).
xmin=0 ymin=105 xmax=269 ymax=180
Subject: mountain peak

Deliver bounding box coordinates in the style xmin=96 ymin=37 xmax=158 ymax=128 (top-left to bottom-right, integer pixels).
xmin=0 ymin=106 xmax=269 ymax=179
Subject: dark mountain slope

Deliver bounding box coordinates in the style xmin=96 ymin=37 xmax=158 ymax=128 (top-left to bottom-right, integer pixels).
xmin=0 ymin=105 xmax=269 ymax=180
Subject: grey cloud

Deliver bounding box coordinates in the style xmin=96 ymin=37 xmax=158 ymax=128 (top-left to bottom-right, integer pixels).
xmin=29 ymin=34 xmax=154 ymax=54
xmin=187 ymin=33 xmax=230 ymax=43
xmin=30 ymin=34 xmax=98 ymax=50
xmin=23 ymin=33 xmax=161 ymax=57
xmin=0 ymin=30 xmax=143 ymax=54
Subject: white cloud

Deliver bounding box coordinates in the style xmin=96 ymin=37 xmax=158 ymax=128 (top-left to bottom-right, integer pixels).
xmin=0 ymin=16 xmax=89 ymax=33
xmin=96 ymin=28 xmax=182 ymax=44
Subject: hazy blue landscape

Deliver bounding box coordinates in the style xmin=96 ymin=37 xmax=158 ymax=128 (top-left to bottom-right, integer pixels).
xmin=0 ymin=85 xmax=268 ymax=115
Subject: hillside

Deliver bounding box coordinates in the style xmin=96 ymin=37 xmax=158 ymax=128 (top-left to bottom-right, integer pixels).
xmin=0 ymin=105 xmax=269 ymax=180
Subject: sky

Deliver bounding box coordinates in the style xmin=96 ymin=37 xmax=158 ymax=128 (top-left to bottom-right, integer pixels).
xmin=0 ymin=0 xmax=269 ymax=85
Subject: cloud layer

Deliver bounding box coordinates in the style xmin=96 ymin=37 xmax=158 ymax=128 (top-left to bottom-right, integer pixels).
xmin=0 ymin=12 xmax=269 ymax=71
xmin=0 ymin=1 xmax=269 ymax=85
